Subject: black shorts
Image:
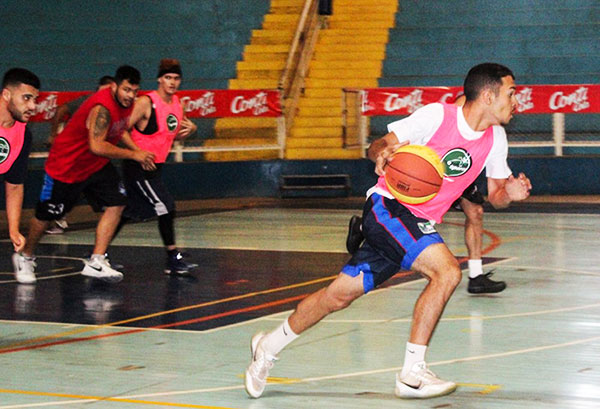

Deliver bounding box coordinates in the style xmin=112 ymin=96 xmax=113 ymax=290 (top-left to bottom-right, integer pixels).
xmin=341 ymin=193 xmax=444 ymax=293
xmin=121 ymin=160 xmax=174 ymax=221
xmin=35 ymin=163 xmax=127 ymax=221
xmin=451 ymin=181 xmax=485 ymax=211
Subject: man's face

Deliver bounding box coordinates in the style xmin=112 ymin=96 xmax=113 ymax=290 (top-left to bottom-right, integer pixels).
xmin=490 ymin=75 xmax=517 ymax=126
xmin=158 ymin=73 xmax=181 ymax=95
xmin=113 ymin=79 xmax=139 ymax=108
xmin=3 ymin=83 xmax=39 ymax=122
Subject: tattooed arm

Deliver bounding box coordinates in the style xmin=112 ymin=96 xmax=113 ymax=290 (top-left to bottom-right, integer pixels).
xmin=86 ymin=104 xmax=156 ymax=167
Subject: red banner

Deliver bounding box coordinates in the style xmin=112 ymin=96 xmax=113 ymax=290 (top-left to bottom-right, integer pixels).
xmin=361 ymin=84 xmax=600 ymax=116
xmin=180 ymin=89 xmax=281 ymax=118
xmin=30 ymin=89 xmax=282 ymax=122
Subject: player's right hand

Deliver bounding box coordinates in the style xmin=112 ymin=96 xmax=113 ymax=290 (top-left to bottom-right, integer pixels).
xmin=375 ymin=141 xmax=408 ymax=176
xmin=134 ymin=150 xmax=156 ymax=171
xmin=10 ymin=231 xmax=26 ymax=253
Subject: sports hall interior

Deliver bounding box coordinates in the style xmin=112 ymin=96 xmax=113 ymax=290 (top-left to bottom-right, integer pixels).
xmin=0 ymin=1 xmax=599 ymax=408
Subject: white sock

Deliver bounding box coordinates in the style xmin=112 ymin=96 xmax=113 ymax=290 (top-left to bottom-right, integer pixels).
xmin=401 ymin=342 xmax=427 ymax=377
xmin=262 ymin=318 xmax=299 ymax=356
xmin=468 ymin=259 xmax=483 ymax=279
xmin=90 ymin=254 xmax=105 ymax=261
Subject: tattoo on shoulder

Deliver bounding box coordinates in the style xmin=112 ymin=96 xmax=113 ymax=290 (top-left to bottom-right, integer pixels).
xmin=93 ymin=106 xmax=111 ymax=139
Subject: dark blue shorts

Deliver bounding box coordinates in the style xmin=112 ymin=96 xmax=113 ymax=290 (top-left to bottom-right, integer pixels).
xmin=341 ymin=193 xmax=444 ymax=293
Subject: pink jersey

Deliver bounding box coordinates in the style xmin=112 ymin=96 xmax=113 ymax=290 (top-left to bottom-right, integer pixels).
xmin=376 ymin=103 xmax=495 ymax=223
xmin=0 ymin=121 xmax=26 ymax=174
xmin=131 ymin=91 xmax=182 ymax=163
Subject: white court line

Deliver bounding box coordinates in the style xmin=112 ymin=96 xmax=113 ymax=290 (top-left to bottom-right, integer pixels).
xmin=2 ymin=334 xmax=599 ymax=408
xmin=263 ymin=301 xmax=600 ymax=324
xmin=2 ymin=264 xmax=600 ymax=407
xmin=0 ymin=255 xmax=85 ymax=284
xmin=500 ymin=263 xmax=600 ymax=277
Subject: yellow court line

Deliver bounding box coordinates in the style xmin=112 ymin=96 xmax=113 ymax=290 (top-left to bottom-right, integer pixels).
xmin=0 ymin=388 xmax=237 ymax=409
xmin=456 ymin=383 xmax=501 ymax=395
xmin=0 ymin=274 xmax=338 ymax=351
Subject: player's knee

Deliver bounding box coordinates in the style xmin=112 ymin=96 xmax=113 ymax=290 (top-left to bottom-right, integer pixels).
xmin=429 ymin=265 xmax=462 ymax=290
xmin=465 ymin=203 xmax=483 ymax=221
xmin=106 ymin=205 xmax=125 ymax=216
xmin=446 ymin=267 xmax=463 ymax=289
xmin=324 ymin=289 xmax=357 ymax=312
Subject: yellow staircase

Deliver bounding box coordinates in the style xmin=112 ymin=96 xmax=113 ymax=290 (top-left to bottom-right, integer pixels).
xmin=205 ymin=0 xmax=304 ymax=161
xmin=286 ymin=0 xmax=398 ymax=159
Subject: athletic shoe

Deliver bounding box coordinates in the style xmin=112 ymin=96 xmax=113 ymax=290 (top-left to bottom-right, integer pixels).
xmin=55 ymin=218 xmax=69 ymax=230
xmin=395 ymin=361 xmax=457 ymax=399
xmin=12 ymin=253 xmax=37 ymax=284
xmin=164 ymin=252 xmax=197 ymax=276
xmin=346 ymin=215 xmax=364 ymax=255
xmin=245 ymin=332 xmax=278 ymax=398
xmin=468 ymin=271 xmax=506 ymax=294
xmin=45 ymin=225 xmax=64 ymax=234
xmin=104 ymin=253 xmax=124 ymax=271
xmin=81 ymin=256 xmax=124 ymax=283
xmin=45 ymin=218 xmax=68 ymax=234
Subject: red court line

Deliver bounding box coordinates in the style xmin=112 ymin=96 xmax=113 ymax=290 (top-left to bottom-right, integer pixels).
xmin=0 ymin=293 xmax=308 ymax=355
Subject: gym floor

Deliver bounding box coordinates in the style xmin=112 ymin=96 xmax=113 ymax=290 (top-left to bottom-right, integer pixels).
xmin=0 ymin=197 xmax=599 ymax=408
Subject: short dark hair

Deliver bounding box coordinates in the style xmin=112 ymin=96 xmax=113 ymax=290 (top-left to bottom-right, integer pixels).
xmin=98 ymin=75 xmax=115 ymax=87
xmin=2 ymin=67 xmax=41 ymax=90
xmin=463 ymin=63 xmax=514 ymax=101
xmin=114 ymin=65 xmax=141 ymax=86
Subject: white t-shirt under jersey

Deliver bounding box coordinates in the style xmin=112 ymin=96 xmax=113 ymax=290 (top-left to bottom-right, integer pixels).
xmin=386 ymin=103 xmax=512 ymax=179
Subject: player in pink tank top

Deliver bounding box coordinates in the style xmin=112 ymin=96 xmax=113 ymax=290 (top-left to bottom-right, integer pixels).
xmin=347 ymin=93 xmax=508 ymax=294
xmin=114 ymin=59 xmax=198 ymax=276
xmin=244 ymin=63 xmax=532 ymax=400
xmin=0 ymin=69 xmax=40 ymax=283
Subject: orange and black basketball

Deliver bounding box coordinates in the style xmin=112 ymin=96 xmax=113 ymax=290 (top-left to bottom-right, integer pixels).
xmin=384 ymin=145 xmax=445 ymax=204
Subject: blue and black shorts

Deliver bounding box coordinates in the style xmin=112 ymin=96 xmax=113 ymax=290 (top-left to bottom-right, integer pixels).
xmin=341 ymin=193 xmax=444 ymax=293
xmin=35 ymin=163 xmax=127 ymax=221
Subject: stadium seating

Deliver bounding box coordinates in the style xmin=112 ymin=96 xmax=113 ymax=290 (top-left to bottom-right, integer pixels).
xmin=373 ymin=0 xmax=600 ymax=139
xmin=0 ymin=0 xmax=270 ymax=152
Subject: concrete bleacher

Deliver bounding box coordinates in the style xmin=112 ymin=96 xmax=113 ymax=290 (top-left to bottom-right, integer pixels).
xmin=0 ymin=0 xmax=270 ymax=152
xmin=372 ymin=0 xmax=600 ymax=143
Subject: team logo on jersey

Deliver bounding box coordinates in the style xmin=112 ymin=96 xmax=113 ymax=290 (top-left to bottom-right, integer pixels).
xmin=442 ymin=148 xmax=471 ymax=177
xmin=0 ymin=137 xmax=10 ymax=164
xmin=418 ymin=221 xmax=437 ymax=234
xmin=166 ymin=114 xmax=179 ymax=132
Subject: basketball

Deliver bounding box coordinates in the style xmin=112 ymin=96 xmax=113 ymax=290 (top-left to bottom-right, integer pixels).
xmin=384 ymin=145 xmax=445 ymax=204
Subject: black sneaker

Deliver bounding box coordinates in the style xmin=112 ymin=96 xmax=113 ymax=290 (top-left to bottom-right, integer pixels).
xmin=165 ymin=252 xmax=197 ymax=276
xmin=468 ymin=272 xmax=506 ymax=294
xmin=346 ymin=215 xmax=364 ymax=255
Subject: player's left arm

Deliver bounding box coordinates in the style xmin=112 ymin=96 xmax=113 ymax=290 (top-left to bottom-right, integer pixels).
xmin=5 ymin=181 xmax=26 ymax=252
xmin=487 ymin=173 xmax=532 ymax=209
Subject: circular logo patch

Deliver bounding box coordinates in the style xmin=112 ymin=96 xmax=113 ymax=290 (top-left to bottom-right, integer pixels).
xmin=442 ymin=148 xmax=471 ymax=177
xmin=166 ymin=114 xmax=179 ymax=132
xmin=0 ymin=137 xmax=10 ymax=164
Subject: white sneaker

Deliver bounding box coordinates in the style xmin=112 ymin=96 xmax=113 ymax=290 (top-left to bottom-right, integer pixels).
xmin=395 ymin=361 xmax=457 ymax=399
xmin=55 ymin=218 xmax=68 ymax=229
xmin=12 ymin=253 xmax=37 ymax=284
xmin=81 ymin=256 xmax=124 ymax=283
xmin=245 ymin=332 xmax=278 ymax=398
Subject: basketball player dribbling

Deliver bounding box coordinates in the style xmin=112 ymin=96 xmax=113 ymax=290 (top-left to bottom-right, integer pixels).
xmin=346 ymin=93 xmax=508 ymax=295
xmin=244 ymin=63 xmax=531 ymax=399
